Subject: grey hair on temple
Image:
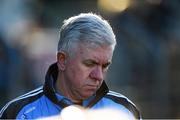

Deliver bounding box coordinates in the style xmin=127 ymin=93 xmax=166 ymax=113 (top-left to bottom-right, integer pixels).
xmin=57 ymin=13 xmax=116 ymax=55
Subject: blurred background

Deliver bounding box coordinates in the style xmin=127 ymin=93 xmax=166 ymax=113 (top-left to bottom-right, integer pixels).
xmin=0 ymin=0 xmax=180 ymax=118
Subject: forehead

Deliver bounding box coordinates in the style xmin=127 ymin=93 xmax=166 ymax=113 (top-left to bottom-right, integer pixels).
xmin=76 ymin=43 xmax=114 ymax=62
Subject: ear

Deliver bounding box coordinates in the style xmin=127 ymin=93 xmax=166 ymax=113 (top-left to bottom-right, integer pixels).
xmin=57 ymin=52 xmax=67 ymax=71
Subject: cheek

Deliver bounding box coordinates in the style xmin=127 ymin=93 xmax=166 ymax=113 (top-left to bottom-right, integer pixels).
xmin=67 ymin=64 xmax=88 ymax=85
xmin=66 ymin=58 xmax=91 ymax=84
xmin=74 ymin=66 xmax=90 ymax=80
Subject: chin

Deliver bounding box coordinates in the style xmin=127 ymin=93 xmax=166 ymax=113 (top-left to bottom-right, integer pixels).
xmin=81 ymin=92 xmax=95 ymax=99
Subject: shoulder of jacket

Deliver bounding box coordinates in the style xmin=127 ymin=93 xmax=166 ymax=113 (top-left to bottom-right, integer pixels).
xmin=106 ymin=91 xmax=135 ymax=106
xmin=105 ymin=91 xmax=141 ymax=119
xmin=0 ymin=86 xmax=43 ymax=119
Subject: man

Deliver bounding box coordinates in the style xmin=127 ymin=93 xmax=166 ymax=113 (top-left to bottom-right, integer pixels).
xmin=0 ymin=13 xmax=141 ymax=119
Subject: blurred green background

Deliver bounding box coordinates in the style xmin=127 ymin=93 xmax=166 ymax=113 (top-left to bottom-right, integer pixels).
xmin=0 ymin=0 xmax=180 ymax=118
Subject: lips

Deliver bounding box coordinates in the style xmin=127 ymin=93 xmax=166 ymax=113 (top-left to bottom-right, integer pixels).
xmin=86 ymin=85 xmax=98 ymax=90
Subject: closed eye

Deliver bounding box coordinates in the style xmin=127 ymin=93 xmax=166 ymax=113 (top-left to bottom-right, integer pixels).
xmin=102 ymin=62 xmax=111 ymax=70
xmin=83 ymin=60 xmax=98 ymax=67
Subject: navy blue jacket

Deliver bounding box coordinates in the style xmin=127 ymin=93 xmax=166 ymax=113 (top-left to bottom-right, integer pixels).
xmin=0 ymin=63 xmax=141 ymax=119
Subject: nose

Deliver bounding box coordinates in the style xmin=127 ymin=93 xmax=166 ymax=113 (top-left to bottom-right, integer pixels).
xmin=89 ymin=66 xmax=104 ymax=81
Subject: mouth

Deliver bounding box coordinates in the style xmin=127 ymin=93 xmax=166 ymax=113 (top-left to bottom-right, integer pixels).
xmin=86 ymin=85 xmax=98 ymax=90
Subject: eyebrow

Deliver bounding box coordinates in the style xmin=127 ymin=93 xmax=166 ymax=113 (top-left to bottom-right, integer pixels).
xmin=83 ymin=59 xmax=111 ymax=66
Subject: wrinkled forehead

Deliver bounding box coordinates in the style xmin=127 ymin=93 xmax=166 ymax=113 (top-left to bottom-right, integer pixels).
xmin=78 ymin=43 xmax=114 ymax=60
xmin=78 ymin=41 xmax=115 ymax=52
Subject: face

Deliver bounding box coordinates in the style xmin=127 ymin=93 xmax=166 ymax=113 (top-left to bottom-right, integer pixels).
xmin=61 ymin=43 xmax=114 ymax=101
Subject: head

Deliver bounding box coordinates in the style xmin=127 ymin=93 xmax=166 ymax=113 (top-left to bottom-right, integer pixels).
xmin=56 ymin=13 xmax=116 ymax=102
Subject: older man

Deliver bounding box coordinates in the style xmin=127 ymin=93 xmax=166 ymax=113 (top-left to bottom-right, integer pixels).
xmin=0 ymin=13 xmax=141 ymax=119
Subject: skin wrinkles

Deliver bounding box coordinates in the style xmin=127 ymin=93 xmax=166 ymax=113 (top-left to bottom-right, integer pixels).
xmin=56 ymin=43 xmax=114 ymax=103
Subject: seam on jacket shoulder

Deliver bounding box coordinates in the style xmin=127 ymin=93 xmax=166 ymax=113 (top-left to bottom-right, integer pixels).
xmin=105 ymin=91 xmax=141 ymax=119
xmin=0 ymin=86 xmax=43 ymax=119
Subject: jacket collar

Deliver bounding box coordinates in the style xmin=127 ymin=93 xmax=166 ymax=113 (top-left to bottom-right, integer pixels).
xmin=43 ymin=63 xmax=109 ymax=108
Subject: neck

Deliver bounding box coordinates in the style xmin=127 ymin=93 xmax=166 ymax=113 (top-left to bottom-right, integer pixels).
xmin=55 ymin=72 xmax=83 ymax=104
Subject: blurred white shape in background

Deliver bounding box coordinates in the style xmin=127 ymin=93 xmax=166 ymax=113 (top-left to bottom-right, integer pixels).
xmin=39 ymin=105 xmax=135 ymax=120
xmin=97 ymin=0 xmax=131 ymax=14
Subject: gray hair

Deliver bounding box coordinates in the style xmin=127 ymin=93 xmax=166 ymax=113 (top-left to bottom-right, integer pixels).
xmin=58 ymin=13 xmax=116 ymax=56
